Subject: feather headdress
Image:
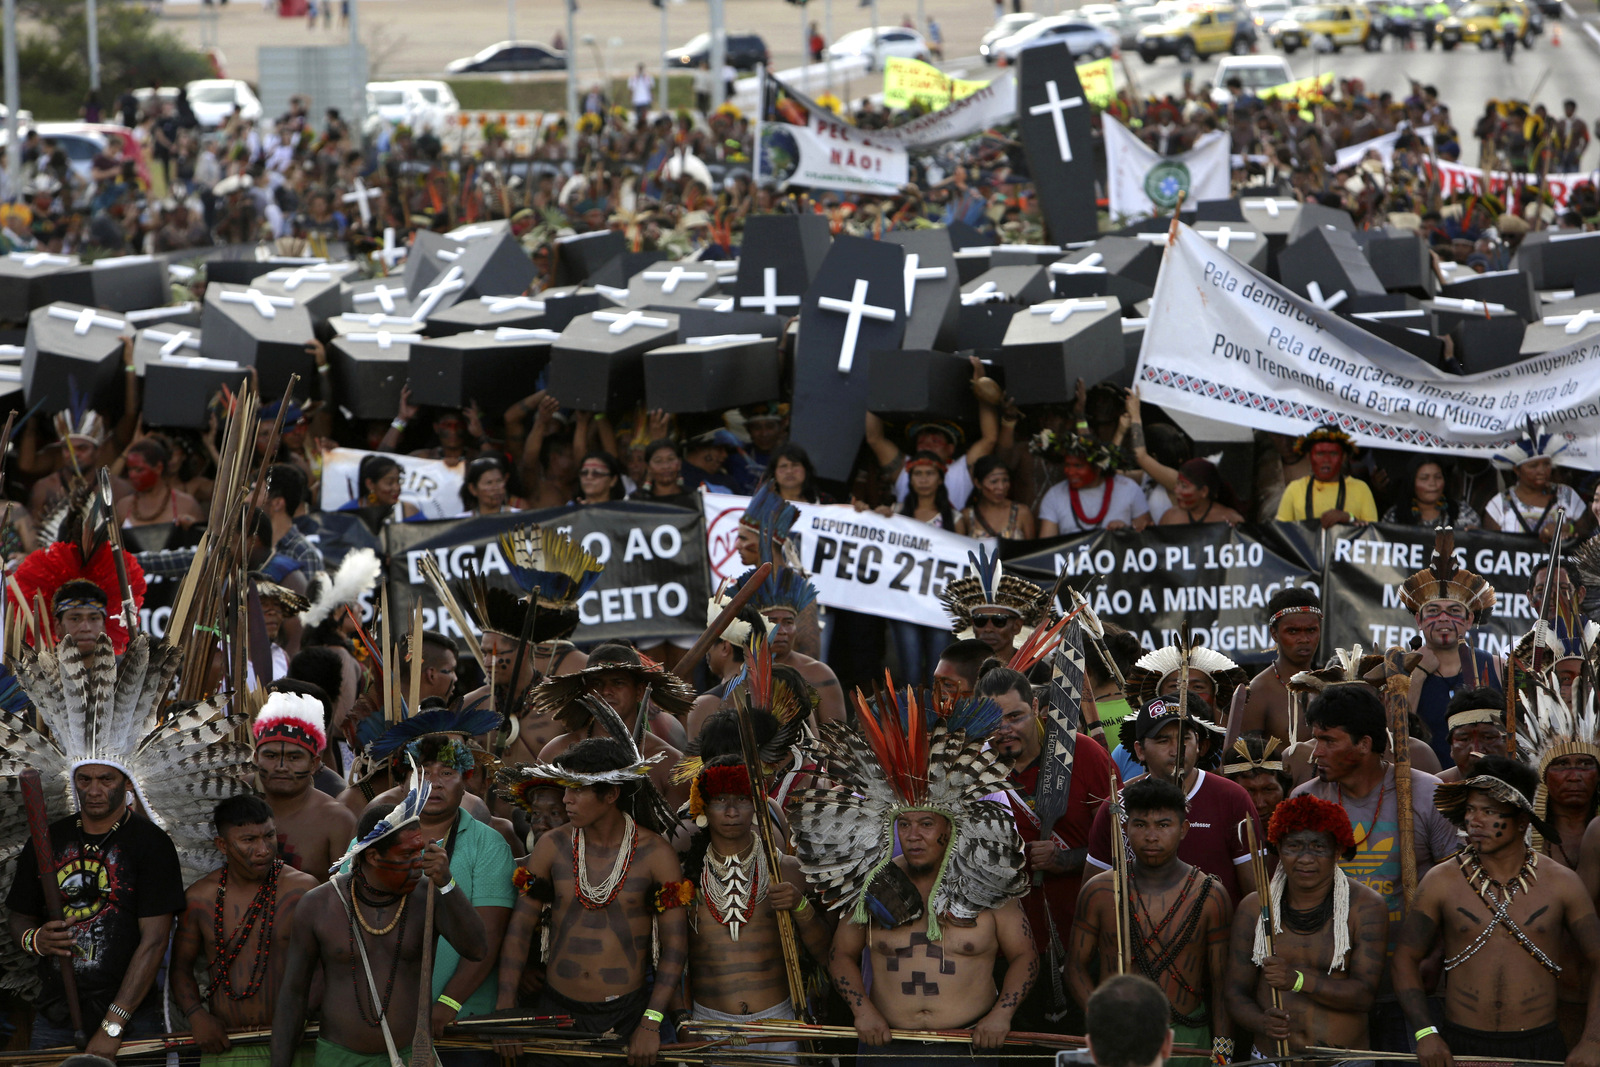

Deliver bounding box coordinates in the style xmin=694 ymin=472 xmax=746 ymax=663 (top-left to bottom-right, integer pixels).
xmin=53 ymin=384 xmax=106 ymax=446
xmin=1398 ymin=528 xmax=1496 ymax=624
xmin=330 ymin=763 xmax=432 ymax=874
xmin=251 ymin=573 xmax=311 ymax=616
xmin=367 ymin=705 xmax=502 ymax=763
xmin=452 ymin=569 xmax=527 ymax=641
xmin=1491 ymin=419 xmax=1570 ymax=470
xmin=1222 ymin=734 xmax=1286 ymax=776
xmin=1124 ymin=642 xmax=1248 ymax=712
xmin=525 ymin=646 xmax=697 ymax=729
xmin=727 ymin=565 xmax=818 ymax=616
xmin=940 ymin=544 xmax=1051 ymax=634
xmin=253 ymin=691 xmax=328 ymax=755
xmin=1285 ymin=645 xmax=1390 ymax=696
xmin=499 ymin=525 xmax=604 ymax=641
xmin=1516 ymin=669 xmax=1600 ymax=853
xmin=0 ymin=634 xmax=253 ymax=872
xmin=495 ymin=695 xmax=677 ymax=834
xmin=1571 ymin=537 xmax=1600 ymax=595
xmin=300 ymin=547 xmax=383 ymax=628
xmin=739 ymin=484 xmax=799 ymax=566
xmin=788 ymin=685 xmax=1027 ymax=940
xmin=11 ymin=541 xmax=147 ymax=654
xmin=1292 ymin=424 xmax=1356 ymax=458
xmin=1030 ymin=429 xmax=1118 ymax=473
xmin=671 ymin=628 xmax=809 ymax=788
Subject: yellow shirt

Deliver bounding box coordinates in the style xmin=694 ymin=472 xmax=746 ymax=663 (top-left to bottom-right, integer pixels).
xmin=1275 ymin=475 xmax=1378 ymax=522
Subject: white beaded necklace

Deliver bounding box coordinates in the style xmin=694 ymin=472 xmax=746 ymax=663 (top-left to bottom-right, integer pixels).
xmin=575 ymin=814 xmax=636 ymax=908
xmin=700 ymin=839 xmax=768 ymax=941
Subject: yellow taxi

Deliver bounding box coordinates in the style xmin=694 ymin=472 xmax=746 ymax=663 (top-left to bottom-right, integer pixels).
xmin=1136 ymin=4 xmax=1259 ymax=62
xmin=1438 ymin=0 xmax=1530 ymax=47
xmin=1266 ymin=3 xmax=1380 ymax=51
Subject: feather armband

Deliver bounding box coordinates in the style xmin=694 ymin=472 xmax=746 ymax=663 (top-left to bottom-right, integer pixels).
xmin=652 ymin=880 xmax=696 ymax=913
xmin=512 ymin=868 xmax=555 ymax=902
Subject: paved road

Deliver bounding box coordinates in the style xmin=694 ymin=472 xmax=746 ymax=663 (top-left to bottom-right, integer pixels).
xmin=160 ymin=0 xmax=1600 ymax=138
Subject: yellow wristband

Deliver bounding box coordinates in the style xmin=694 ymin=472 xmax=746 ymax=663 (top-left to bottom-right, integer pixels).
xmin=643 ymin=1009 xmax=665 ymax=1024
xmin=1292 ymin=971 xmax=1305 ymax=993
xmin=1416 ymin=1027 xmax=1439 ymax=1042
xmin=437 ymin=995 xmax=462 ymax=1013
xmin=794 ymin=896 xmax=810 ymax=914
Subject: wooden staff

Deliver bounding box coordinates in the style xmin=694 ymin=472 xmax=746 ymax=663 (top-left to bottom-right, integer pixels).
xmin=1382 ymin=646 xmax=1418 ymax=910
xmin=1241 ymin=815 xmax=1288 ymax=1060
xmin=20 ymin=770 xmax=85 ymax=1049
xmin=671 ymin=562 xmax=773 ymax=680
xmin=410 ymin=886 xmax=438 ymax=1067
xmin=1107 ymin=775 xmax=1129 ymax=976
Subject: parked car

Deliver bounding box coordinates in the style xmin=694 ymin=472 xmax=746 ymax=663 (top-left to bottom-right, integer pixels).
xmin=827 ymin=26 xmax=930 ymax=70
xmin=992 ymin=16 xmax=1121 ymax=61
xmin=185 ymin=79 xmax=262 ymax=128
xmin=1137 ymin=3 xmax=1257 ymax=60
xmin=445 ymin=41 xmax=566 ymax=73
xmin=665 ymin=32 xmax=771 ymax=71
xmin=0 ymin=126 xmax=107 ymax=190
xmin=1081 ymin=4 xmax=1148 ymax=47
xmin=1267 ymin=3 xmax=1380 ymax=50
xmin=979 ymin=11 xmax=1041 ymax=61
xmin=1437 ymin=0 xmax=1535 ymax=45
xmin=363 ymin=82 xmax=429 ymax=138
xmin=1209 ymin=54 xmax=1294 ymax=103
xmin=391 ymin=80 xmax=461 ymax=133
xmin=1245 ymin=0 xmax=1292 ymax=31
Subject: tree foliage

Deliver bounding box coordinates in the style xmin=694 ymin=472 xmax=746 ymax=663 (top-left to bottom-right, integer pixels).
xmin=19 ymin=0 xmax=212 ymax=119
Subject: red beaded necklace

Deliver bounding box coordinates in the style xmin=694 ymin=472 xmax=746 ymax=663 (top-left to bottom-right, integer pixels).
xmin=211 ymin=859 xmax=282 ymax=1001
xmin=1070 ymin=478 xmax=1114 ymax=527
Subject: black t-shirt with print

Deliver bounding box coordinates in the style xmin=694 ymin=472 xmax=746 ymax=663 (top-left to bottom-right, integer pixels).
xmin=6 ymin=812 xmax=187 ymax=1025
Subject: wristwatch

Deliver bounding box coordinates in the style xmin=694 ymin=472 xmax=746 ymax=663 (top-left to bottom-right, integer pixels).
xmin=100 ymin=1019 xmax=124 ymax=1039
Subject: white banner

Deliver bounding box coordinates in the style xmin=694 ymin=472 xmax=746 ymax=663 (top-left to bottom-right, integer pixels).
xmin=1104 ymin=117 xmax=1231 ymax=221
xmin=880 ymin=70 xmax=1017 ymax=151
xmin=1332 ymin=125 xmax=1434 ymax=171
xmin=1134 ymin=224 xmax=1600 ymax=468
xmin=1422 ymin=158 xmax=1600 ymax=210
xmin=772 ymin=120 xmax=911 ymax=196
xmin=703 ymin=493 xmax=992 ymax=628
xmin=319 ymin=447 xmax=467 ymax=519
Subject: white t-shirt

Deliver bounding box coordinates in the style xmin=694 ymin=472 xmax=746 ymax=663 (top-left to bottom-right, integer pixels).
xmin=1144 ymin=478 xmax=1172 ymax=524
xmin=894 ymin=453 xmax=974 ymax=511
xmin=629 ymin=74 xmax=654 ymax=107
xmin=1038 ymin=474 xmax=1149 ymax=533
xmin=1483 ymin=482 xmax=1584 ymax=536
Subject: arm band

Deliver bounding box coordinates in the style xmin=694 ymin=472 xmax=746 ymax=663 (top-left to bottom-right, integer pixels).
xmin=437 ymin=995 xmax=463 ymax=1013
xmin=1292 ymin=971 xmax=1305 ymax=992
xmin=1416 ymin=1027 xmax=1439 ymax=1041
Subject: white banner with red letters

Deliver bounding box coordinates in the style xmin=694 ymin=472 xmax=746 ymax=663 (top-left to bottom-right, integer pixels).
xmin=1421 ymin=158 xmax=1599 ymax=209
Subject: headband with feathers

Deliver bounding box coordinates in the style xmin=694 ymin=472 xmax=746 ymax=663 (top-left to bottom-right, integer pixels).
xmin=940 ymin=544 xmax=1051 ymax=634
xmin=1292 ymin=424 xmax=1356 ymax=458
xmin=253 ymin=691 xmax=328 ymax=755
xmin=12 ymin=540 xmax=147 ymax=654
xmin=1030 ymin=429 xmax=1118 ymax=473
xmin=331 ymin=763 xmax=432 ymax=874
xmin=525 ymin=651 xmax=698 ymax=732
xmin=1492 ymin=419 xmax=1570 ymax=470
xmin=367 ymin=705 xmax=503 ymax=763
xmin=672 ymin=629 xmax=808 ymax=788
xmin=499 ymin=525 xmax=604 ymax=642
xmin=1124 ymin=643 xmax=1249 ymax=712
xmin=1223 ymin=735 xmax=1286 ymax=776
xmin=727 ymin=565 xmax=818 ymax=617
xmin=1398 ymin=528 xmax=1496 ymax=624
xmin=740 ymin=483 xmax=799 ymax=566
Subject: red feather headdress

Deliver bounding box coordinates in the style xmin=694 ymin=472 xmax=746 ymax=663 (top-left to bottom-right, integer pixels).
xmin=11 ymin=542 xmax=146 ymax=654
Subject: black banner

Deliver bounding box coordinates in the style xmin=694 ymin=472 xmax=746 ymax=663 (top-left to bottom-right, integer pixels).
xmin=1006 ymin=524 xmax=1319 ymax=667
xmin=1320 ymin=522 xmax=1541 ymax=658
xmin=383 ymin=501 xmax=710 ymax=647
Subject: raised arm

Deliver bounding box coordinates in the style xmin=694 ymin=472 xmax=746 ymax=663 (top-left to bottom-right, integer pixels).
xmin=863 ymin=411 xmax=902 ymax=473
xmin=1125 ymin=389 xmax=1179 ymax=493
xmin=966 ymin=355 xmax=1000 ymax=465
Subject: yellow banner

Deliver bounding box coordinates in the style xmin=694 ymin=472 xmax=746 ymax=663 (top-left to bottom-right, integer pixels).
xmin=1257 ymin=71 xmax=1335 ymax=101
xmin=883 ymin=55 xmax=1116 ymax=111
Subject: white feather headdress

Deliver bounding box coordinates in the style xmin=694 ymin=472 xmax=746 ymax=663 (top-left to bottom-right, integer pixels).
xmin=300 ymin=547 xmax=383 ymax=628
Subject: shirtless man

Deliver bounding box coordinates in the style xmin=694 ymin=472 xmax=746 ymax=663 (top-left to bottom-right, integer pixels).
xmin=732 ymin=569 xmax=844 ymax=725
xmin=496 ymin=738 xmax=689 ymax=1066
xmin=269 ymin=788 xmax=488 ymax=1067
xmin=254 ymin=691 xmax=358 ymax=881
xmin=1433 ymin=688 xmax=1509 ymax=784
xmin=1228 ymin=588 xmax=1322 ymax=749
xmin=535 ymin=645 xmax=691 ymax=804
xmin=681 ymin=756 xmax=834 ymax=1045
xmin=830 ymin=810 xmax=1038 ymax=1065
xmin=1394 ymin=757 xmax=1600 ymax=1067
xmin=1223 ymin=794 xmax=1387 ymax=1056
xmin=1071 ymin=777 xmax=1235 ymax=1066
xmin=171 ymin=795 xmax=319 ymax=1063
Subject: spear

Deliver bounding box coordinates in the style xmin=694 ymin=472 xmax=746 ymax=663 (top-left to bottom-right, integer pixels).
xmin=1241 ymin=814 xmax=1288 ymax=1060
xmin=1383 ymin=644 xmax=1419 ymax=910
xmin=20 ymin=770 xmax=85 ymax=1050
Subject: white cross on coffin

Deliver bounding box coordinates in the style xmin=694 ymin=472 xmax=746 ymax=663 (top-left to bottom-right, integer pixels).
xmin=342 ymin=179 xmax=381 ymax=228
xmin=479 ymin=295 xmax=547 ymax=314
xmin=264 ymin=267 xmax=334 ymax=291
xmin=1197 ymin=228 xmax=1257 ymax=252
xmin=48 ymin=306 xmax=126 ymax=335
xmin=410 ymin=266 xmax=466 ymax=322
xmin=1049 ymin=253 xmax=1105 ymax=276
xmin=168 ymin=264 xmax=197 ymax=282
xmin=339 ymin=312 xmax=415 ymax=329
xmin=353 ymin=284 xmax=409 ymax=314
xmin=1434 ymin=296 xmax=1506 ymax=314
xmin=1242 ymin=198 xmax=1298 ymax=218
xmin=594 ymin=309 xmax=670 ymax=335
xmin=373 ymin=227 xmax=408 ymax=269
xmin=161 ymin=355 xmax=240 ymax=370
xmin=345 ymin=331 xmax=420 ymax=350
xmin=221 ymin=288 xmax=295 ymax=319
xmin=960 ymin=281 xmax=1006 ymax=306
xmin=8 ymin=251 xmax=73 ymax=268
xmin=1543 ymin=309 xmax=1600 ymax=334
xmin=594 ymin=284 xmax=630 ymax=302
xmin=641 ymin=266 xmax=710 ymax=293
xmin=145 ymin=329 xmax=200 ymax=356
xmin=126 ymin=302 xmax=198 ymax=323
xmin=903 ymin=254 xmax=947 ymax=314
xmin=1305 ymin=282 xmax=1347 ymax=310
xmin=1027 ymin=80 xmax=1085 ymax=163
xmin=1029 ymin=299 xmax=1108 ymax=325
xmin=697 ymin=297 xmax=735 ymax=311
xmin=686 ymin=334 xmax=764 ymax=345
xmin=1549 ymin=232 xmax=1600 ymax=243
xmin=1136 ymin=232 xmax=1173 ymax=245
xmin=492 ymin=327 xmax=562 ymax=342
xmin=818 ymin=278 xmax=896 ymax=374
xmin=92 ymin=254 xmax=154 ymax=269
xmin=447 ymin=225 xmax=498 ymax=241
xmin=740 ymin=267 xmax=801 ymax=315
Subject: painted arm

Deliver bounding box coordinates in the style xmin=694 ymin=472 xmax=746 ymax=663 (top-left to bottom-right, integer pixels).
xmin=1205 ymin=888 xmax=1235 ymax=1042
xmin=828 ymin=915 xmax=891 ymax=1045
xmin=1066 ymin=877 xmax=1107 ymax=1009
xmin=973 ymin=899 xmax=1040 ymax=1050
xmin=1392 ymin=878 xmax=1452 ymax=1067
xmin=269 ymin=889 xmax=321 ymax=1067
xmin=495 ymin=839 xmax=554 ymax=1011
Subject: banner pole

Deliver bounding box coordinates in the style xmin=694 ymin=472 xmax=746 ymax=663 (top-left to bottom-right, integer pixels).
xmin=753 ymin=62 xmax=765 ymax=186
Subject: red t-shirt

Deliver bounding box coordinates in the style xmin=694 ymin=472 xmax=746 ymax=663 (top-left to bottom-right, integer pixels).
xmin=1084 ymin=769 xmax=1262 ymax=904
xmin=1003 ymin=733 xmax=1114 ymax=949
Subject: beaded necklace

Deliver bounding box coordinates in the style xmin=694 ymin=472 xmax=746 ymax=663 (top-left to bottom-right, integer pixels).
xmin=1070 ymin=480 xmax=1114 ymax=528
xmin=1444 ymin=845 xmax=1559 ymax=975
xmin=211 ymin=859 xmax=282 ymax=1001
xmin=1130 ymin=866 xmax=1214 ymax=1027
xmin=347 ymin=875 xmax=413 ymax=1026
xmin=700 ymin=839 xmax=768 ymax=941
xmin=574 ymin=815 xmax=637 ymax=909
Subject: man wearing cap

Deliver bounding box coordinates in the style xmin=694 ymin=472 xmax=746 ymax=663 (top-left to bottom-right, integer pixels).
xmin=1433 ymin=688 xmax=1510 ymax=783
xmin=1085 ymin=696 xmax=1263 ymax=903
xmin=254 ymin=692 xmax=359 ymax=882
xmin=681 ymin=425 xmax=739 ymax=494
xmin=863 ymin=355 xmax=1001 ymax=512
xmin=1274 ymin=426 xmax=1377 ymax=527
xmin=252 ymin=574 xmax=311 ymax=681
xmin=1228 ymin=588 xmax=1323 ymax=751
xmin=270 ymin=774 xmax=487 ymax=1067
xmin=1224 ymin=794 xmax=1388 ymax=1056
xmin=1394 ymin=757 xmax=1600 ymax=1067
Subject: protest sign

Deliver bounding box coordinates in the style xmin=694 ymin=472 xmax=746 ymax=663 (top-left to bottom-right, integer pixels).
xmin=1320 ymin=523 xmax=1539 ymax=657
xmin=1004 ymin=523 xmax=1317 ymax=665
xmin=882 ymin=57 xmax=987 ymax=109
xmin=384 ymin=502 xmax=709 ymax=646
xmin=1422 ymin=158 xmax=1598 ymax=211
xmin=320 ymin=447 xmax=466 ymax=519
xmin=770 ymin=120 xmax=911 ymax=196
xmin=876 ymin=70 xmax=1018 ymax=151
xmin=1332 ymin=125 xmax=1434 ymax=171
xmin=704 ymin=493 xmax=987 ymax=628
xmin=1075 ymin=57 xmax=1115 ymax=110
xmin=1257 ymin=71 xmax=1334 ymax=103
xmin=1136 ymin=223 xmax=1600 ymax=468
xmin=1104 ymin=118 xmax=1230 ymax=219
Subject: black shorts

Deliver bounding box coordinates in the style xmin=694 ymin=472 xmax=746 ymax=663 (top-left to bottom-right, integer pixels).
xmin=1443 ymin=1019 xmax=1566 ymax=1061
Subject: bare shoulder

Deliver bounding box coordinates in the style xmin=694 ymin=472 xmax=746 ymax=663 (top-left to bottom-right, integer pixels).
xmin=798 ymin=657 xmax=840 ymax=686
xmin=637 ymin=828 xmax=686 ymax=878
xmin=538 ymin=732 xmax=575 ymax=761
xmin=1348 ymin=877 xmax=1388 ymax=914
xmin=642 ymin=733 xmax=683 ymax=761
xmin=281 ymin=866 xmax=321 ymax=897
xmin=555 ymin=649 xmax=588 ymax=675
xmin=186 ymin=867 xmax=223 ymax=901
xmin=313 ymin=790 xmax=358 ymax=827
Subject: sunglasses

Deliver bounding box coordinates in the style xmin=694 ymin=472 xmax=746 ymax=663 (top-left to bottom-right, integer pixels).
xmin=971 ymin=613 xmax=1013 ymax=628
xmin=579 ymin=467 xmax=611 ymax=478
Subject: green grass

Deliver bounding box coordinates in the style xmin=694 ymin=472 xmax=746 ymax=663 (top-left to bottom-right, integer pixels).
xmin=445 ymin=74 xmax=698 ymax=113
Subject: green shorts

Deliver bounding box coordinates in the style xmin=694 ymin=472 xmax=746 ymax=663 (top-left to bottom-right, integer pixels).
xmin=201 ymin=1042 xmax=315 ymax=1067
xmin=1170 ymin=1018 xmax=1212 ymax=1067
xmin=312 ymin=1038 xmax=413 ymax=1067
